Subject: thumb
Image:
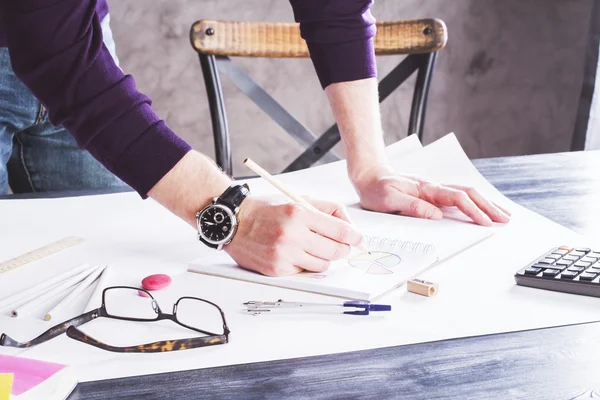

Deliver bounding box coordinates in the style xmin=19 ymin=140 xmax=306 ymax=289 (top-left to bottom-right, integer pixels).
xmin=388 ymin=185 xmax=443 ymax=220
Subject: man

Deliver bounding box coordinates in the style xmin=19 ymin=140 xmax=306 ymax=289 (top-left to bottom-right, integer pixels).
xmin=0 ymin=1 xmax=509 ymax=277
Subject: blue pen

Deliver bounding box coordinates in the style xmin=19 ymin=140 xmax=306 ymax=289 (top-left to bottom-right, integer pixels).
xmin=243 ymin=299 xmax=391 ymax=316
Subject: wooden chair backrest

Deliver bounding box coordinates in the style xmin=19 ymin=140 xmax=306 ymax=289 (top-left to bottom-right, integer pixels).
xmin=191 ymin=19 xmax=448 ymax=58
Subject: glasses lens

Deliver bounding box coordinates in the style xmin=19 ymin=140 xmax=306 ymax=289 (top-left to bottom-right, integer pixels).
xmin=104 ymin=287 xmax=158 ymax=321
xmin=176 ymin=298 xmax=224 ymax=335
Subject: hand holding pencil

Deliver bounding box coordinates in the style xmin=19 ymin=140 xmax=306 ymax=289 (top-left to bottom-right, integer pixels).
xmin=221 ymin=159 xmax=367 ymax=277
xmin=243 ymin=158 xmax=369 ymax=255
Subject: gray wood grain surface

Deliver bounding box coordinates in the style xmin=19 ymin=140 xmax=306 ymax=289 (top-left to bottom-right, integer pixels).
xmin=66 ymin=150 xmax=600 ymax=399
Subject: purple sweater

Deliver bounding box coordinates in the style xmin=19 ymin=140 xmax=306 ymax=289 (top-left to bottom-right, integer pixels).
xmin=1 ymin=0 xmax=376 ymax=197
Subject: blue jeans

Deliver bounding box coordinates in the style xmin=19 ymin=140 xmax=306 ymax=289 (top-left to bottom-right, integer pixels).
xmin=0 ymin=15 xmax=126 ymax=195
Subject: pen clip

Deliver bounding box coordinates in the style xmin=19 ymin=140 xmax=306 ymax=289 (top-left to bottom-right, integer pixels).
xmin=342 ymin=301 xmax=392 ymax=316
xmin=243 ymin=299 xmax=284 ymax=307
xmin=243 ymin=299 xmax=289 ymax=315
xmin=342 ymin=301 xmax=370 ymax=315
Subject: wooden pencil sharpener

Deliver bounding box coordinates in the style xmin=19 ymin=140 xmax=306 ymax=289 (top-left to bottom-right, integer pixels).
xmin=407 ymin=278 xmax=438 ymax=297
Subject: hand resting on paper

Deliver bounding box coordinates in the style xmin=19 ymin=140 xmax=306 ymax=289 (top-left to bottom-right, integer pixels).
xmin=323 ymin=79 xmax=510 ymax=227
xmin=224 ymin=196 xmax=363 ymax=276
xmin=351 ymin=164 xmax=511 ymax=226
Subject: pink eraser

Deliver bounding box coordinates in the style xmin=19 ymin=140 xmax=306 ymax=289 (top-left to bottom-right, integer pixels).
xmin=141 ymin=274 xmax=172 ymax=291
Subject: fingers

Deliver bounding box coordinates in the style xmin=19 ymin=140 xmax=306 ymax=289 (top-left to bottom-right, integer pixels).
xmin=304 ymin=197 xmax=353 ymax=224
xmin=386 ymin=182 xmax=443 ymax=220
xmin=419 ymin=183 xmax=493 ymax=226
xmin=446 ymin=185 xmax=511 ymax=223
xmin=493 ymin=201 xmax=512 ymax=217
xmin=294 ymin=251 xmax=333 ymax=273
xmin=267 ymin=236 xmax=344 ymax=275
xmin=262 ymin=232 xmax=348 ymax=275
xmin=302 ymin=230 xmax=352 ymax=263
xmin=304 ymin=207 xmax=363 ymax=246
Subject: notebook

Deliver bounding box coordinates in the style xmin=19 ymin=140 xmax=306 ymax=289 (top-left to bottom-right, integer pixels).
xmin=0 ymin=355 xmax=78 ymax=400
xmin=188 ymin=235 xmax=441 ymax=300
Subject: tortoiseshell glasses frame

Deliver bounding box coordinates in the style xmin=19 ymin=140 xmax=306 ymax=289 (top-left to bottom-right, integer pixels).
xmin=0 ymin=286 xmax=230 ymax=353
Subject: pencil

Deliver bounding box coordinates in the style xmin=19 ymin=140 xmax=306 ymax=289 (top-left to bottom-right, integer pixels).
xmin=0 ymin=263 xmax=92 ymax=314
xmin=243 ymin=157 xmax=370 ymax=254
xmin=11 ymin=264 xmax=98 ymax=318
xmin=44 ymin=265 xmax=106 ymax=321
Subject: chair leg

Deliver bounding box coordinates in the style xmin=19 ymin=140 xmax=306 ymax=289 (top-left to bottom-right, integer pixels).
xmin=572 ymin=0 xmax=600 ymax=151
xmin=199 ymin=54 xmax=233 ymax=175
xmin=408 ymin=52 xmax=438 ymax=142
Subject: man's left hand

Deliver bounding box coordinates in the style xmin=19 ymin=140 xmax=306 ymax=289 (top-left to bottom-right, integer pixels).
xmin=351 ymin=164 xmax=511 ymax=226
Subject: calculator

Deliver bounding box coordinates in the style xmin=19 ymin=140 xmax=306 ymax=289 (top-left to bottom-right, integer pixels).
xmin=514 ymin=246 xmax=600 ymax=297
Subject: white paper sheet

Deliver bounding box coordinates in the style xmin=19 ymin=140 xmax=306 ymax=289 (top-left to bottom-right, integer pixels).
xmin=1 ymin=133 xmax=599 ymax=383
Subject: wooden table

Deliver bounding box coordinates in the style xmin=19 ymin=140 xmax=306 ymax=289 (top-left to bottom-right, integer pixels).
xmin=63 ymin=150 xmax=600 ymax=399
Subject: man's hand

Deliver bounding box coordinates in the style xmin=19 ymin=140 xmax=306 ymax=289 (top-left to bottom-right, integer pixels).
xmin=352 ymin=164 xmax=511 ymax=226
xmin=148 ymin=151 xmax=364 ymax=278
xmin=225 ymin=196 xmax=363 ymax=277
xmin=323 ymin=79 xmax=510 ymax=227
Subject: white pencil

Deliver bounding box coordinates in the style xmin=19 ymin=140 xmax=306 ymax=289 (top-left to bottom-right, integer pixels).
xmin=11 ymin=264 xmax=98 ymax=318
xmin=44 ymin=265 xmax=106 ymax=321
xmin=0 ymin=263 xmax=92 ymax=313
xmin=243 ymin=157 xmax=371 ymax=254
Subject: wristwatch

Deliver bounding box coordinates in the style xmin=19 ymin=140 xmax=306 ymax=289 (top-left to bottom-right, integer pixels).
xmin=196 ymin=184 xmax=250 ymax=250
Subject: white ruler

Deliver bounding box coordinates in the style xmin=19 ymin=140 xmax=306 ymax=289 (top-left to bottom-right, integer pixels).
xmin=0 ymin=237 xmax=85 ymax=275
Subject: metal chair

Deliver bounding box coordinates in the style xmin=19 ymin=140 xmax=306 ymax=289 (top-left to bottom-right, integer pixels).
xmin=190 ymin=19 xmax=448 ymax=176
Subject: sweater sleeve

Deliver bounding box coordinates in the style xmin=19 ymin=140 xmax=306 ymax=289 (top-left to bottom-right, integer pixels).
xmin=5 ymin=0 xmax=192 ymax=198
xmin=288 ymin=0 xmax=377 ymax=89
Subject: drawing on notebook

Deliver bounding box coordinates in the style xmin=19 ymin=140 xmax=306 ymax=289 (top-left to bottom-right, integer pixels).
xmin=297 ymin=235 xmax=431 ymax=279
xmin=348 ymin=252 xmax=401 ymax=275
xmin=363 ymin=235 xmax=436 ymax=255
xmin=299 ymin=252 xmax=401 ymax=278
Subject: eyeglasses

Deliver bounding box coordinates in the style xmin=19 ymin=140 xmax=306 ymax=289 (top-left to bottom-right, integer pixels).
xmin=0 ymin=286 xmax=230 ymax=353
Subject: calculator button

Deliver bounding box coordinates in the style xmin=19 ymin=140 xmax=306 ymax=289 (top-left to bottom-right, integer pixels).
xmin=574 ymin=261 xmax=592 ymax=268
xmin=570 ymin=251 xmax=587 ymax=257
xmin=543 ymin=265 xmax=562 ymax=270
xmin=558 ymin=246 xmax=573 ymax=252
xmin=545 ymin=265 xmax=566 ymax=272
xmin=560 ymin=271 xmax=578 ymax=279
xmin=581 ymin=256 xmax=598 ymax=263
xmin=578 ymin=272 xmax=597 ymax=281
xmin=574 ymin=248 xmax=591 ymax=254
xmin=533 ymin=263 xmax=552 ymax=269
xmin=524 ymin=267 xmax=542 ymax=275
xmin=562 ymin=255 xmax=580 ymax=262
xmin=590 ymin=252 xmax=600 ymax=258
xmin=553 ymin=250 xmax=569 ymax=256
xmin=587 ymin=267 xmax=600 ymax=274
xmin=545 ymin=254 xmax=561 ymax=261
xmin=538 ymin=258 xmax=555 ymax=264
xmin=568 ymin=266 xmax=586 ymax=272
xmin=555 ymin=260 xmax=573 ymax=267
xmin=543 ymin=269 xmax=560 ymax=277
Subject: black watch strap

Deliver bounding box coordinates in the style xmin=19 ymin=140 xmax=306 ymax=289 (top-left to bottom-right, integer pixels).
xmin=217 ymin=184 xmax=250 ymax=211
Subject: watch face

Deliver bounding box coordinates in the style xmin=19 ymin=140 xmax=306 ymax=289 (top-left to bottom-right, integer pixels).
xmin=198 ymin=204 xmax=236 ymax=245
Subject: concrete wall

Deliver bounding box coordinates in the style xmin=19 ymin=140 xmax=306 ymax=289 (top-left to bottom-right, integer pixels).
xmin=107 ymin=0 xmax=593 ymax=175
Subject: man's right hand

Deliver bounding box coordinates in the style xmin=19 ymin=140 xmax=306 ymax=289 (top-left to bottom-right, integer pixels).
xmin=225 ymin=196 xmax=364 ymax=276
xmin=148 ymin=151 xmax=363 ymax=277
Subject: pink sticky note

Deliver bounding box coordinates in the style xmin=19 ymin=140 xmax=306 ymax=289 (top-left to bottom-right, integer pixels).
xmin=0 ymin=355 xmax=66 ymax=396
